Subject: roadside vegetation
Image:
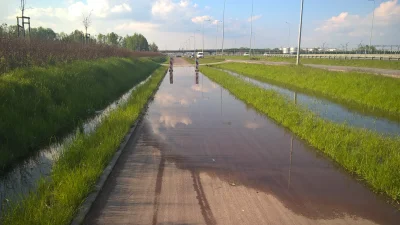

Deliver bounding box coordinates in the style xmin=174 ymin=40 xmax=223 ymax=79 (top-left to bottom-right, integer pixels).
xmin=0 ymin=66 xmax=167 ymax=225
xmin=263 ymin=56 xmax=400 ymax=70
xmin=184 ymin=56 xmax=225 ymax=64
xmin=201 ymin=66 xmax=400 ymax=202
xmin=211 ymin=63 xmax=400 ymax=116
xmin=149 ymin=55 xmax=169 ymax=64
xmin=0 ymin=57 xmax=160 ymax=173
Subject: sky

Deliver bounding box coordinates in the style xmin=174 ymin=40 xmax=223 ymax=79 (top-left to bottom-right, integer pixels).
xmin=1 ymin=0 xmax=400 ymax=50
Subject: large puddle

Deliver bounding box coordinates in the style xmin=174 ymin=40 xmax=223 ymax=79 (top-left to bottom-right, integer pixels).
xmin=0 ymin=77 xmax=151 ymax=213
xmin=137 ymin=66 xmax=399 ymax=224
xmin=220 ymin=69 xmax=400 ymax=135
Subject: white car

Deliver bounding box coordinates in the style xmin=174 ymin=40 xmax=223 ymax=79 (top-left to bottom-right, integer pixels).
xmin=243 ymin=52 xmax=250 ymax=56
xmin=263 ymin=53 xmax=269 ymax=56
xmin=197 ymin=52 xmax=204 ymax=58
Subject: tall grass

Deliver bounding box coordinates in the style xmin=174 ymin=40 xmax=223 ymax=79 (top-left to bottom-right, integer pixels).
xmin=0 ymin=57 xmax=160 ymax=173
xmin=263 ymin=56 xmax=400 ymax=70
xmin=201 ymin=66 xmax=400 ymax=202
xmin=0 ymin=66 xmax=167 ymax=225
xmin=211 ymin=63 xmax=400 ymax=116
xmin=0 ymin=37 xmax=161 ymax=75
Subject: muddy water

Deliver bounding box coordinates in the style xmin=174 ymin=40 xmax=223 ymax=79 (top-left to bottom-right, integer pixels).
xmin=0 ymin=77 xmax=151 ymax=213
xmin=140 ymin=66 xmax=399 ymax=224
xmin=220 ymin=69 xmax=400 ymax=135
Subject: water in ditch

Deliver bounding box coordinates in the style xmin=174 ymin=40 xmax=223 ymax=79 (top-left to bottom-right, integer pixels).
xmin=220 ymin=69 xmax=400 ymax=136
xmin=0 ymin=76 xmax=152 ymax=214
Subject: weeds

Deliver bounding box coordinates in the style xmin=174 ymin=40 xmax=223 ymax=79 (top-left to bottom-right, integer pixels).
xmin=0 ymin=66 xmax=166 ymax=225
xmin=0 ymin=37 xmax=161 ymax=75
xmin=211 ymin=63 xmax=400 ymax=116
xmin=263 ymin=56 xmax=400 ymax=70
xmin=201 ymin=66 xmax=400 ymax=202
xmin=0 ymin=57 xmax=160 ymax=173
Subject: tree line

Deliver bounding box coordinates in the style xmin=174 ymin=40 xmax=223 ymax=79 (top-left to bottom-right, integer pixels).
xmin=0 ymin=23 xmax=159 ymax=52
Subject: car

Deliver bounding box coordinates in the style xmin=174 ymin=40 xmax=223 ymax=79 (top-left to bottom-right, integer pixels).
xmin=196 ymin=52 xmax=204 ymax=58
xmin=263 ymin=52 xmax=269 ymax=56
xmin=243 ymin=52 xmax=249 ymax=56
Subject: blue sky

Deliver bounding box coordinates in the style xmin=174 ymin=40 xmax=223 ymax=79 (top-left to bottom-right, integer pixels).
xmin=2 ymin=0 xmax=400 ymax=50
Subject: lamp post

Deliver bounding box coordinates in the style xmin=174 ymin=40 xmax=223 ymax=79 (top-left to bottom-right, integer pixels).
xmin=249 ymin=0 xmax=254 ymax=57
xmin=215 ymin=20 xmax=222 ymax=56
xmin=286 ymin=21 xmax=291 ymax=48
xmin=296 ymin=0 xmax=305 ymax=65
xmin=222 ymin=0 xmax=227 ymax=56
xmin=369 ymin=0 xmax=375 ymax=54
xmin=202 ymin=19 xmax=211 ymax=54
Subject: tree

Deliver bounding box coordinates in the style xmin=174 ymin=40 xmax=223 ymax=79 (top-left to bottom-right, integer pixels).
xmin=106 ymin=32 xmax=121 ymax=46
xmin=82 ymin=11 xmax=92 ymax=44
xmin=149 ymin=42 xmax=159 ymax=52
xmin=30 ymin=27 xmax=56 ymax=40
xmin=122 ymin=33 xmax=149 ymax=51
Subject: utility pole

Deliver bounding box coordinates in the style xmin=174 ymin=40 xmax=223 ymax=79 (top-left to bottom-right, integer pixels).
xmin=286 ymin=22 xmax=291 ymax=48
xmin=249 ymin=0 xmax=254 ymax=57
xmin=369 ymin=0 xmax=375 ymax=54
xmin=296 ymin=0 xmax=305 ymax=65
xmin=222 ymin=0 xmax=227 ymax=56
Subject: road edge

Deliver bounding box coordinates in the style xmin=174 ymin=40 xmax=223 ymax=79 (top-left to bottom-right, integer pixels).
xmin=70 ymin=68 xmax=167 ymax=225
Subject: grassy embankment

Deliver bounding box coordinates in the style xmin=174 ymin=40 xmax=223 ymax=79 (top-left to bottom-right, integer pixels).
xmin=184 ymin=56 xmax=225 ymax=64
xmin=211 ymin=63 xmax=400 ymax=116
xmin=1 ymin=66 xmax=167 ymax=225
xmin=264 ymin=56 xmax=400 ymax=70
xmin=0 ymin=57 xmax=160 ymax=173
xmin=149 ymin=55 xmax=169 ymax=64
xmin=222 ymin=56 xmax=400 ymax=70
xmin=201 ymin=66 xmax=400 ymax=202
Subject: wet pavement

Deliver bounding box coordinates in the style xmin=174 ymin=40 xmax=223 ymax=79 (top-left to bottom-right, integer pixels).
xmin=85 ymin=63 xmax=400 ymax=225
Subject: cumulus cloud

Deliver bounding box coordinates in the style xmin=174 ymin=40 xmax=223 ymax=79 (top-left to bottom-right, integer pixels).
xmin=191 ymin=15 xmax=213 ymax=24
xmin=115 ymin=21 xmax=159 ymax=32
xmin=248 ymin=14 xmax=262 ymax=22
xmin=315 ymin=0 xmax=400 ymax=37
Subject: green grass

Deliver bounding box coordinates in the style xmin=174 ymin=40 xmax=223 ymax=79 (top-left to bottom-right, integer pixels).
xmin=0 ymin=57 xmax=160 ymax=173
xmin=0 ymin=66 xmax=167 ymax=225
xmin=263 ymin=56 xmax=400 ymax=70
xmin=149 ymin=55 xmax=169 ymax=64
xmin=211 ymin=63 xmax=400 ymax=116
xmin=184 ymin=56 xmax=225 ymax=64
xmin=201 ymin=66 xmax=400 ymax=202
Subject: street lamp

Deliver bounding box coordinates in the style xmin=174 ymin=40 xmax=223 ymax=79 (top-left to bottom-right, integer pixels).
xmin=286 ymin=22 xmax=291 ymax=48
xmin=215 ymin=20 xmax=222 ymax=56
xmin=222 ymin=0 xmax=227 ymax=56
xmin=202 ymin=18 xmax=211 ymax=54
xmin=296 ymin=0 xmax=305 ymax=65
xmin=369 ymin=0 xmax=375 ymax=54
xmin=249 ymin=0 xmax=254 ymax=57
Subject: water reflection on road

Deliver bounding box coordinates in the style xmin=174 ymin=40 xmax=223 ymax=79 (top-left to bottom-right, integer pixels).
xmin=140 ymin=66 xmax=399 ymax=224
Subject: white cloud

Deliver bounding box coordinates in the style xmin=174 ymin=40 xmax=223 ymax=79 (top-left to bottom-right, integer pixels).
xmin=247 ymin=14 xmax=262 ymax=22
xmin=115 ymin=21 xmax=159 ymax=32
xmin=179 ymin=0 xmax=190 ymax=8
xmin=111 ymin=3 xmax=132 ymax=13
xmin=152 ymin=0 xmax=175 ymax=16
xmin=191 ymin=15 xmax=213 ymax=24
xmin=315 ymin=0 xmax=400 ymax=36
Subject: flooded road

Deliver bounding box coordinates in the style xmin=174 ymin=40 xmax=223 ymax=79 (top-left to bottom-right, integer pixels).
xmin=85 ymin=64 xmax=400 ymax=225
xmin=220 ymin=69 xmax=400 ymax=135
